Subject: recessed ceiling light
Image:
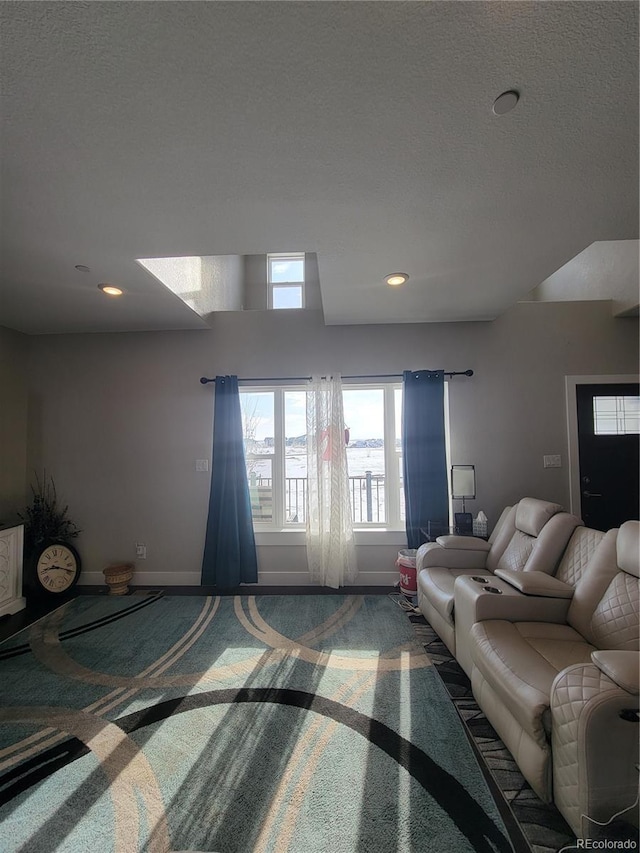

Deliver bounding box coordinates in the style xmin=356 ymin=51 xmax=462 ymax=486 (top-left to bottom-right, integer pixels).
xmin=492 ymin=90 xmax=520 ymax=116
xmin=385 ymin=273 xmax=409 ymax=287
xmin=74 ymin=264 xmax=91 ymax=272
xmin=98 ymin=283 xmax=123 ymax=297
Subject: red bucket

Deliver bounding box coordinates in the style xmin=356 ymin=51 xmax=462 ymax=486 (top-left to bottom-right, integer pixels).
xmin=396 ymin=549 xmax=417 ymax=596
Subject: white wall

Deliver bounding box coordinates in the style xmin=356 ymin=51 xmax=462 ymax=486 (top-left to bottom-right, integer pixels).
xmin=526 ymin=240 xmax=639 ymax=317
xmin=24 ymin=301 xmax=638 ymax=587
xmin=0 ymin=326 xmax=28 ymax=520
xmin=200 ymin=254 xmax=243 ymax=313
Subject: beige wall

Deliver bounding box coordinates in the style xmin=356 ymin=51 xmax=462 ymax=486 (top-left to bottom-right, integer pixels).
xmin=0 ymin=326 xmax=28 ymax=520
xmin=24 ymin=301 xmax=638 ymax=586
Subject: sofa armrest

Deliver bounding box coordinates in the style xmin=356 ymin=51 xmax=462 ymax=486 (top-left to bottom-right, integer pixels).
xmin=551 ymin=662 xmax=640 ymax=838
xmin=416 ymin=541 xmax=489 ymax=571
xmin=436 ymin=535 xmax=492 ymax=551
xmin=454 ymin=576 xmax=572 ymax=623
xmin=494 ymin=569 xmax=575 ymax=599
xmin=591 ymin=651 xmax=639 ymax=695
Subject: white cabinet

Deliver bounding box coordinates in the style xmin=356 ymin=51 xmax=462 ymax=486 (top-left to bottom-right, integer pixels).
xmin=0 ymin=525 xmax=26 ymax=617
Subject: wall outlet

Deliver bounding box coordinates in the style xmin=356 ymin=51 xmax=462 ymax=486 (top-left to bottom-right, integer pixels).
xmin=543 ymin=454 xmax=562 ymax=469
xmin=136 ymin=543 xmax=147 ymax=559
xmin=195 ymin=459 xmax=209 ymax=472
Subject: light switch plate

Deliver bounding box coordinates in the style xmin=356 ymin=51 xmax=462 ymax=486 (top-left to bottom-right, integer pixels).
xmin=195 ymin=459 xmax=209 ymax=472
xmin=543 ymin=454 xmax=562 ymax=468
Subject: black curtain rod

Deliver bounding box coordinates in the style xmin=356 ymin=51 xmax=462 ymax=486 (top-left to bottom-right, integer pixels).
xmin=200 ymin=370 xmax=473 ymax=384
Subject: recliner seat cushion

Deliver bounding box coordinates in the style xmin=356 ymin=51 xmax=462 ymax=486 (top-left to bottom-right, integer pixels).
xmin=470 ymin=620 xmax=595 ymax=746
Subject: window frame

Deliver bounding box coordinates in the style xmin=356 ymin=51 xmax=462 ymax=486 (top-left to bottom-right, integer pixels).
xmin=342 ymin=382 xmax=403 ymax=529
xmin=267 ymin=253 xmax=305 ymax=310
xmin=241 ymin=380 xmax=412 ymax=532
xmin=241 ymin=385 xmax=304 ymax=530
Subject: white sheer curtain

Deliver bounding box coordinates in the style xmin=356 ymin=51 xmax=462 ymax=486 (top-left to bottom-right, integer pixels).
xmin=306 ymin=374 xmax=358 ymax=588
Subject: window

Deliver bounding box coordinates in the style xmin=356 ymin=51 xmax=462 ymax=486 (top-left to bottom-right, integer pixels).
xmin=240 ymin=383 xmax=406 ymax=529
xmin=593 ymin=396 xmax=640 ymax=435
xmin=267 ymin=253 xmax=305 ymax=309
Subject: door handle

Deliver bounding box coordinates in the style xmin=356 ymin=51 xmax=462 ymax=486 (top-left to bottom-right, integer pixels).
xmin=582 ymin=491 xmax=602 ymax=498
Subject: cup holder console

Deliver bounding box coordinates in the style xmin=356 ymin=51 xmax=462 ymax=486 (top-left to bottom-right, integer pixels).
xmin=472 ymin=576 xmax=489 ymax=584
xmin=483 ymin=586 xmax=503 ymax=594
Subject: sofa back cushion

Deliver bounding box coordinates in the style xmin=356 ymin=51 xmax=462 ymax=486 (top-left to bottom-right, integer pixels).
xmin=590 ymin=571 xmax=640 ymax=650
xmin=555 ymin=526 xmax=605 ymax=587
xmin=488 ymin=505 xmax=513 ymax=545
xmin=486 ymin=506 xmax=518 ymax=571
xmin=515 ymin=497 xmax=564 ymax=536
xmin=566 ymin=529 xmax=618 ymax=642
xmin=493 ymin=510 xmax=580 ymax=575
xmin=494 ymin=529 xmax=536 ymax=572
xmin=567 ymin=522 xmax=640 ymax=649
xmin=590 ymin=521 xmax=640 ymax=651
xmin=486 ymin=498 xmax=564 ymax=572
xmin=617 ymin=520 xmax=640 ymax=579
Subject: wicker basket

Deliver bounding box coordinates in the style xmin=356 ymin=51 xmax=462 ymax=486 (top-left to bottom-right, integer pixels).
xmin=103 ymin=562 xmax=134 ymax=596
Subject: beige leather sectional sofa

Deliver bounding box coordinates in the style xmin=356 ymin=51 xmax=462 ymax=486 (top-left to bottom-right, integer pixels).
xmin=416 ymin=498 xmax=581 ymax=656
xmin=415 ymin=500 xmax=639 ymax=841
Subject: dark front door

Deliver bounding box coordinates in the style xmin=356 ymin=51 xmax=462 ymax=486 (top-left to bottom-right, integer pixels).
xmin=576 ymin=383 xmax=639 ymax=531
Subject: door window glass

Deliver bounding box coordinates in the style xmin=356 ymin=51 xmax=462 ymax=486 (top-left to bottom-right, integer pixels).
xmin=593 ymin=396 xmax=640 ymax=435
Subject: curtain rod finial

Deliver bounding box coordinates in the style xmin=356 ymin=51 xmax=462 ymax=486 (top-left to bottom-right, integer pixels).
xmin=200 ymin=377 xmax=210 ymax=384
xmin=464 ymin=370 xmax=474 ymax=377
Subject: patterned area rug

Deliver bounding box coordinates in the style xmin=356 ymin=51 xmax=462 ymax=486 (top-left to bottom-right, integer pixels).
xmin=0 ymin=593 xmax=517 ymax=853
xmin=405 ymin=606 xmax=578 ymax=853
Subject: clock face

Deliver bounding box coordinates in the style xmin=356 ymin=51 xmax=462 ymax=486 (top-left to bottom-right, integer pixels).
xmin=36 ymin=543 xmax=80 ymax=594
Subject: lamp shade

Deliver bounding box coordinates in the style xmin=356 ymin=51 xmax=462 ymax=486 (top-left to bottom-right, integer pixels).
xmin=451 ymin=465 xmax=476 ymax=499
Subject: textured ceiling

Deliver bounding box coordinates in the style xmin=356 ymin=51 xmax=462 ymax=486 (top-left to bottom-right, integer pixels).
xmin=0 ymin=1 xmax=638 ymax=334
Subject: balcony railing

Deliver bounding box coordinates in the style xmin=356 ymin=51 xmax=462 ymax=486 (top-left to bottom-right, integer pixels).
xmin=249 ymin=472 xmax=386 ymax=523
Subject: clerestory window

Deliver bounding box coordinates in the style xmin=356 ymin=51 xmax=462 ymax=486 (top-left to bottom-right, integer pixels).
xmin=267 ymin=253 xmax=305 ymax=309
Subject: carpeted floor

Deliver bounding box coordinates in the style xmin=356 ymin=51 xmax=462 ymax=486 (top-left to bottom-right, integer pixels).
xmin=0 ymin=593 xmax=517 ymax=853
xmin=405 ymin=606 xmax=578 ymax=853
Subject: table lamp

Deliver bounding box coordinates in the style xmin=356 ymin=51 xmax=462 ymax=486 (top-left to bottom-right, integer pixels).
xmin=451 ymin=465 xmax=475 ymax=534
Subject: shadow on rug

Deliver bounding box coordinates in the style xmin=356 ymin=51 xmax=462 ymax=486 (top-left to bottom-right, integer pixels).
xmin=0 ymin=593 xmax=519 ymax=853
xmin=403 ymin=603 xmax=578 ymax=853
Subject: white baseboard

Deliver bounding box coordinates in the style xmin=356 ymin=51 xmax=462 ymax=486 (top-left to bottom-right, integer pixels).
xmin=80 ymin=571 xmax=202 ymax=587
xmin=256 ymin=570 xmax=398 ymax=586
xmin=80 ymin=570 xmax=398 ymax=588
